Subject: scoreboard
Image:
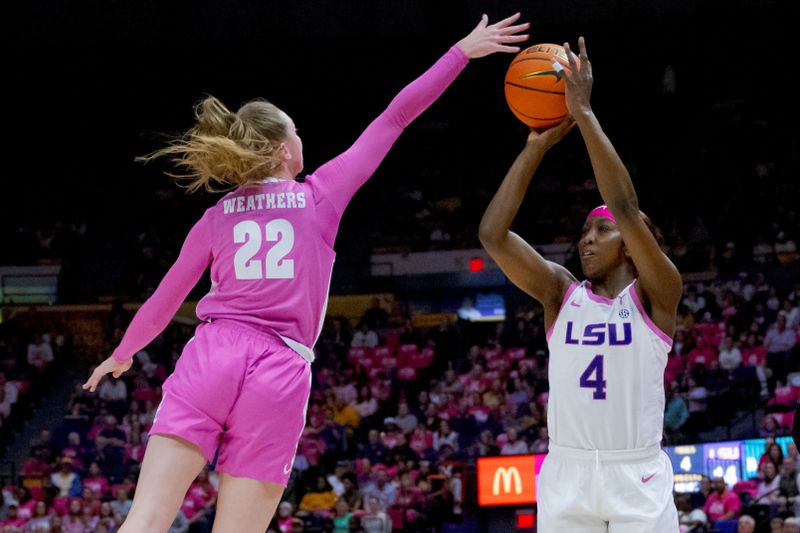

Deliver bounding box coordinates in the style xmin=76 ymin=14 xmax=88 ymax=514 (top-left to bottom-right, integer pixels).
xmin=663 ymin=435 xmax=794 ymax=492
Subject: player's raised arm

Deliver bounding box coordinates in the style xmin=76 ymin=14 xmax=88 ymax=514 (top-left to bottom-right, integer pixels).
xmin=308 ymin=13 xmax=530 ymax=219
xmin=561 ymin=37 xmax=681 ymax=336
xmin=479 ymin=120 xmax=577 ymax=317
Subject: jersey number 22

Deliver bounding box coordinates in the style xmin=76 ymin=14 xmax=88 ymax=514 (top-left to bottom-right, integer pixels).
xmin=233 ymin=219 xmax=295 ymax=280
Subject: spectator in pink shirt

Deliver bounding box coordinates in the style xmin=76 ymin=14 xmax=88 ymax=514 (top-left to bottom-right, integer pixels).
xmin=409 ymin=423 xmax=433 ymax=456
xmin=0 ymin=504 xmax=26 ymax=529
xmin=83 ymin=462 xmax=110 ymax=499
xmin=704 ymin=477 xmax=741 ymax=523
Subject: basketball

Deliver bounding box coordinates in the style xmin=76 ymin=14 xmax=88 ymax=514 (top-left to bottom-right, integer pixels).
xmin=504 ymin=43 xmax=574 ymax=129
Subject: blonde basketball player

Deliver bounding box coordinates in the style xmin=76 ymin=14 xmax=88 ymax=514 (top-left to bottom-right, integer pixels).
xmin=480 ymin=37 xmax=680 ymax=532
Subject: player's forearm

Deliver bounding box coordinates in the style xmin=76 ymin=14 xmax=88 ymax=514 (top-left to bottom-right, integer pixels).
xmin=479 ymin=141 xmax=547 ymax=245
xmin=111 ymin=299 xmax=174 ymax=362
xmin=573 ymin=110 xmax=639 ymax=217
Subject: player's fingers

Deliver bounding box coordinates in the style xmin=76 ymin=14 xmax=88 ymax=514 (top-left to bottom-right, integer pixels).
xmin=495 ymin=45 xmax=522 ymax=54
xmin=578 ymin=36 xmax=589 ymax=61
xmin=83 ymin=371 xmax=99 ymax=392
xmin=476 ymin=13 xmax=488 ymax=30
xmin=500 ymin=22 xmax=530 ymax=35
xmin=499 ymin=34 xmax=529 ymax=44
xmin=492 ymin=12 xmax=521 ymax=29
xmin=564 ymin=42 xmax=578 ymax=70
xmin=555 ymin=118 xmax=576 ymax=134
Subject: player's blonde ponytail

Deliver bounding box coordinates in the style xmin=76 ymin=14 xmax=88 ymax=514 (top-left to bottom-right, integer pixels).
xmin=138 ymin=96 xmax=289 ymax=193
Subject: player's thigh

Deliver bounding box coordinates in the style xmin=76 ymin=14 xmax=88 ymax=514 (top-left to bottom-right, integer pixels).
xmin=211 ymin=472 xmax=285 ymax=533
xmin=118 ymin=434 xmax=208 ymax=533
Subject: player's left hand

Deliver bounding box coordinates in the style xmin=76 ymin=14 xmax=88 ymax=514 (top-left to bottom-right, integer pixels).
xmin=456 ymin=13 xmax=530 ymax=59
xmin=82 ymin=355 xmax=133 ymax=392
xmin=558 ymin=36 xmax=593 ymax=117
xmin=527 ymin=117 xmax=576 ymax=149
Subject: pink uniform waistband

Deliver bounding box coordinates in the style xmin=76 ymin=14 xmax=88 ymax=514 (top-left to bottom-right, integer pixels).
xmin=207 ymin=318 xmax=315 ymax=364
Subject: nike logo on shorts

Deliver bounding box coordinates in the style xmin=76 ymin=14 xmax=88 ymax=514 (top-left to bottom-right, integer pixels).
xmin=283 ymin=464 xmax=292 ymax=475
xmin=641 ymin=472 xmax=656 ymax=483
xmin=570 ymin=301 xmax=581 ymax=308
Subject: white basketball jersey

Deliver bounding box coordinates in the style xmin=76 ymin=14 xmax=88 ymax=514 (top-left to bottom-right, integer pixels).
xmin=545 ymin=280 xmax=672 ymax=450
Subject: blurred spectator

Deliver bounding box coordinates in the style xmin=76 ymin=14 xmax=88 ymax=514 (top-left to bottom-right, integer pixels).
xmin=738 ymin=514 xmax=756 ymax=533
xmin=49 ymin=458 xmax=81 ymax=498
xmin=432 ymin=421 xmax=458 ymax=452
xmin=719 ymin=336 xmax=743 ymax=370
xmin=764 ymin=314 xmax=796 ymax=383
xmin=83 ymin=462 xmax=110 ymax=499
xmin=26 ymin=334 xmax=53 ymax=372
xmin=777 ymin=456 xmax=800 ymax=516
xmin=665 ymin=382 xmax=689 ymax=438
xmin=676 ymin=494 xmax=706 ymax=532
xmin=351 ymin=323 xmax=379 ymax=349
xmin=393 ymin=402 xmax=418 ymax=435
xmin=500 ymin=428 xmax=528 ymax=455
xmin=0 ymin=504 xmax=26 ymax=529
xmin=0 ymin=372 xmax=18 ymax=405
xmin=333 ymin=499 xmax=352 ymax=533
xmin=755 ymin=461 xmax=781 ymax=505
xmin=361 ymin=470 xmax=396 ymax=512
xmin=24 ymin=501 xmax=52 ymax=532
xmin=298 ymin=476 xmax=337 ymax=513
xmin=327 ymin=461 xmax=349 ymax=497
xmin=530 ymin=426 xmax=549 ymax=454
xmin=361 ymin=298 xmax=389 ymax=331
xmin=110 ymin=487 xmax=132 ymax=519
xmin=704 ymin=477 xmax=741 ymax=523
xmin=360 ymin=496 xmax=391 ymax=533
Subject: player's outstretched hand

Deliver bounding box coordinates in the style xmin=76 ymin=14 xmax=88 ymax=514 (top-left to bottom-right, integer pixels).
xmin=528 ymin=117 xmax=576 ymax=149
xmin=456 ymin=13 xmax=530 ymax=59
xmin=82 ymin=356 xmax=133 ymax=393
xmin=558 ymin=36 xmax=593 ymax=117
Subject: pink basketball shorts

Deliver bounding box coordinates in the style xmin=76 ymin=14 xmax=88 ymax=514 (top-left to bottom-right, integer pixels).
xmin=149 ymin=319 xmax=312 ymax=486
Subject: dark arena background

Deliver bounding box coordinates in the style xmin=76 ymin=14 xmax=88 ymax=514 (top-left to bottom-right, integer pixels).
xmin=3 ymin=1 xmax=798 ymax=532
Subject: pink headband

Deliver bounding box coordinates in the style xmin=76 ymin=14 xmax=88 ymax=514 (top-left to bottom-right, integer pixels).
xmin=586 ymin=205 xmax=616 ymax=223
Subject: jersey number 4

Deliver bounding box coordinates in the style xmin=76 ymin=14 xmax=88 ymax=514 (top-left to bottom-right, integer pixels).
xmin=233 ymin=219 xmax=295 ymax=280
xmin=579 ymin=355 xmax=607 ymax=400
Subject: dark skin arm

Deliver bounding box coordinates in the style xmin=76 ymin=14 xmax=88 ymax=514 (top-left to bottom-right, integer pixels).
xmin=560 ymin=37 xmax=682 ymax=337
xmin=478 ymin=120 xmax=577 ymax=331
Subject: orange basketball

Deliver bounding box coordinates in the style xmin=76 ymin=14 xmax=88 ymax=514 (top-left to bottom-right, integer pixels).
xmin=504 ymin=43 xmax=574 ymax=129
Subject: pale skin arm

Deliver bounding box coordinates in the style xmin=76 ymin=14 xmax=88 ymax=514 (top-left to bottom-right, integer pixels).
xmin=478 ymin=120 xmax=578 ymax=329
xmin=560 ymin=37 xmax=682 ymax=337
